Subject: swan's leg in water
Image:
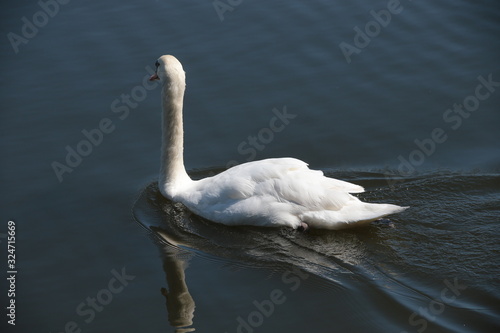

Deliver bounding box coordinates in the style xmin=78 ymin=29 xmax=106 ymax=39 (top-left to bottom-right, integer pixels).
xmin=297 ymin=222 xmax=309 ymax=232
xmin=374 ymin=218 xmax=395 ymax=228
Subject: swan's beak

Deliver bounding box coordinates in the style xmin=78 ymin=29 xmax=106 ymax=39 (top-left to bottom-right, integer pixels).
xmin=149 ymin=73 xmax=159 ymax=81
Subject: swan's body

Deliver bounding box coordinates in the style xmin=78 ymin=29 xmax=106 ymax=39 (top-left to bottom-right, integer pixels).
xmin=149 ymin=55 xmax=407 ymax=230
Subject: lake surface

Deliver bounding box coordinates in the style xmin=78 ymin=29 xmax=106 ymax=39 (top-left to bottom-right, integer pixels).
xmin=1 ymin=0 xmax=499 ymax=332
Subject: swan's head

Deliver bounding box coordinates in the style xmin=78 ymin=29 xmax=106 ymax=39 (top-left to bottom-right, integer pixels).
xmin=149 ymin=55 xmax=185 ymax=84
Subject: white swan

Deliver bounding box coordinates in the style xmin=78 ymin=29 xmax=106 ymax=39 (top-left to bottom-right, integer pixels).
xmin=149 ymin=55 xmax=407 ymax=230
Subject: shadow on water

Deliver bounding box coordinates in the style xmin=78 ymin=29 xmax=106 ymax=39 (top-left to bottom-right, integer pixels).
xmin=133 ymin=169 xmax=500 ymax=332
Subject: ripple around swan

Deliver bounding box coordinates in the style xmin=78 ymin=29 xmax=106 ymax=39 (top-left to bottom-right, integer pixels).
xmin=133 ymin=169 xmax=500 ymax=332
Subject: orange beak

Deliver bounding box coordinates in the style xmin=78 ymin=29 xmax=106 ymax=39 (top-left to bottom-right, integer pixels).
xmin=149 ymin=73 xmax=159 ymax=81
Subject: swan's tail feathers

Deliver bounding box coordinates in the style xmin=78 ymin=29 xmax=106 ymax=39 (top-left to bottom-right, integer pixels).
xmin=300 ymin=203 xmax=408 ymax=230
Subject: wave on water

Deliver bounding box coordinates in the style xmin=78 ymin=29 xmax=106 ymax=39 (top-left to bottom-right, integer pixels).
xmin=133 ymin=169 xmax=500 ymax=332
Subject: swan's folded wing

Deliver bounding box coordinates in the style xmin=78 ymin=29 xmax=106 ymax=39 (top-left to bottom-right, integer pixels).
xmin=266 ymin=169 xmax=355 ymax=212
xmin=322 ymin=177 xmax=365 ymax=193
xmin=193 ymin=157 xmax=364 ymax=212
xmin=180 ymin=157 xmax=367 ymax=228
xmin=265 ymin=157 xmax=365 ymax=193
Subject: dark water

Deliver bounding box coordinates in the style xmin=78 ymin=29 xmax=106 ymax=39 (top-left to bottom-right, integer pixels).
xmin=1 ymin=0 xmax=499 ymax=332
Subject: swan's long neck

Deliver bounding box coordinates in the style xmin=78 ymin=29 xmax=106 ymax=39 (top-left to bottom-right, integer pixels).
xmin=159 ymin=78 xmax=191 ymax=198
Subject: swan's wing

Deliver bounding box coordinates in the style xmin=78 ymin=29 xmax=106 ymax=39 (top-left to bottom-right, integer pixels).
xmin=224 ymin=157 xmax=364 ymax=193
xmin=179 ymin=158 xmax=369 ymax=228
xmin=319 ymin=173 xmax=365 ymax=193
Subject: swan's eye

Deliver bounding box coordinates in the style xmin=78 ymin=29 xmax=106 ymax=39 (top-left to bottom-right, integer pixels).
xmin=155 ymin=61 xmax=160 ymax=68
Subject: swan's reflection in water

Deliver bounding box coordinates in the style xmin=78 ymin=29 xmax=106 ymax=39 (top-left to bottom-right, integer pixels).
xmin=158 ymin=235 xmax=196 ymax=332
xmin=134 ymin=182 xmax=392 ymax=331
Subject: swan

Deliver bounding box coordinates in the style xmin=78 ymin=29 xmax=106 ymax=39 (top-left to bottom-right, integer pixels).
xmin=148 ymin=55 xmax=407 ymax=230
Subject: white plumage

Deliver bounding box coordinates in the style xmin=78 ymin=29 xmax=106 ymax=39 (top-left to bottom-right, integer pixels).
xmin=149 ymin=55 xmax=407 ymax=230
